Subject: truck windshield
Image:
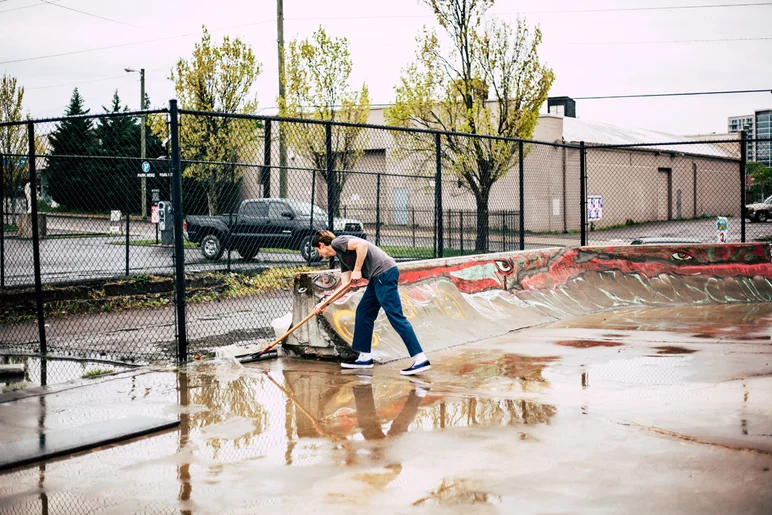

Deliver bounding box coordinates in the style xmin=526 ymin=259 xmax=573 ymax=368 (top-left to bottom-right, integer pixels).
xmin=287 ymin=201 xmax=326 ymax=219
xmin=765 ymin=195 xmax=772 ymax=204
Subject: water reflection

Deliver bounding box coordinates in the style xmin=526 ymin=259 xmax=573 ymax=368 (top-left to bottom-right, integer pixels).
xmin=282 ymin=362 xmax=557 ymax=442
xmin=413 ymin=478 xmax=502 ymax=507
xmin=547 ymin=302 xmax=772 ymax=336
xmin=183 ymin=364 xmax=268 ymax=456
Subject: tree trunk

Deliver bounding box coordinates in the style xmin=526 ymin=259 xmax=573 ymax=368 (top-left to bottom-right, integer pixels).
xmin=474 ymin=188 xmax=489 ymax=252
xmin=331 ymin=187 xmax=342 ymax=218
xmin=206 ymin=187 xmax=217 ymax=216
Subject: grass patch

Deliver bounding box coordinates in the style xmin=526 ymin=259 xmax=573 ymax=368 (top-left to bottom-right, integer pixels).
xmin=187 ymin=266 xmax=319 ymax=303
xmin=82 ymin=368 xmax=115 ymax=379
xmin=48 ymin=233 xmax=109 ymax=239
xmin=381 ymin=246 xmax=474 ymax=259
xmin=2 ymin=382 xmax=28 ymax=393
xmin=524 ymin=229 xmax=579 ymax=235
xmin=36 ymin=200 xmax=107 ymax=215
xmin=3 ymin=223 xmax=17 ymax=232
xmin=109 ymin=239 xmax=199 ymax=248
xmin=2 ymin=267 xmax=324 ymax=324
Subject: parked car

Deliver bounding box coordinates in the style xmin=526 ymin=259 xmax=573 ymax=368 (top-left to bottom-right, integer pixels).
xmin=745 ymin=195 xmax=772 ymax=223
xmin=184 ymin=198 xmax=367 ymax=262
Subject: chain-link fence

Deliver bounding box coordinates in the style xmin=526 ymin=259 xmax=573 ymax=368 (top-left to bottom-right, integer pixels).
xmin=1 ymin=102 xmax=769 ymax=367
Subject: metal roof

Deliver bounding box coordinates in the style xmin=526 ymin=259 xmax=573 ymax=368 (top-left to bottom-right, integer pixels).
xmin=562 ymin=117 xmax=739 ymax=159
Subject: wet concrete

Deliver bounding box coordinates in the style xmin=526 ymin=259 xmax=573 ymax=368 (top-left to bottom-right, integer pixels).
xmin=0 ymin=303 xmax=770 ymax=514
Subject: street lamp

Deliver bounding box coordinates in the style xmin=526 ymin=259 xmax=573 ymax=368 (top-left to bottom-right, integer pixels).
xmin=125 ymin=67 xmax=147 ymax=218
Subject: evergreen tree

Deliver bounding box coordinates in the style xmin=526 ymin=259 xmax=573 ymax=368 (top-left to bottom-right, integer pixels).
xmin=46 ymin=88 xmax=97 ymax=210
xmin=92 ymin=91 xmax=140 ymax=211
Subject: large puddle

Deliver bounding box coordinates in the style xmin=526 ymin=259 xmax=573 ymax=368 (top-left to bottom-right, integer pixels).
xmin=0 ymin=303 xmax=771 ymax=513
xmin=1 ymin=355 xmax=135 ymax=392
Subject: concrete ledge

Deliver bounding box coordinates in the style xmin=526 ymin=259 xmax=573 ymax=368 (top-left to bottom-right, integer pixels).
xmin=0 ymin=416 xmax=180 ymax=471
xmin=16 ymin=213 xmax=47 ymax=239
xmin=0 ymin=364 xmax=25 ymax=376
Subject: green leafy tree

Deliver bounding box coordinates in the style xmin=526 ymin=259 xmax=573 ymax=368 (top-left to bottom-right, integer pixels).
xmin=280 ymin=26 xmax=370 ymax=216
xmin=747 ymin=161 xmax=772 ymax=200
xmin=386 ymin=0 xmax=554 ymax=251
xmin=167 ymin=26 xmax=262 ymax=215
xmin=0 ymin=74 xmax=31 ymax=216
xmin=46 ymin=88 xmax=98 ymax=210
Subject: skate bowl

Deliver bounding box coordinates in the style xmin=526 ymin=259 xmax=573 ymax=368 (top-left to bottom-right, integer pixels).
xmin=285 ymin=243 xmax=772 ymax=362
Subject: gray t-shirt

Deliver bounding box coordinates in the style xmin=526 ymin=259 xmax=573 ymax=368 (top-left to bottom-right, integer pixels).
xmin=331 ymin=236 xmax=396 ymax=280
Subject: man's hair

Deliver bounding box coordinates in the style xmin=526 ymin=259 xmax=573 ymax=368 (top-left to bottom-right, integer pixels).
xmin=312 ymin=230 xmax=335 ymax=248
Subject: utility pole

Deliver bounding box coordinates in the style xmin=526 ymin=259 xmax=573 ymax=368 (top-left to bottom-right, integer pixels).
xmin=140 ymin=68 xmax=146 ymax=219
xmin=126 ymin=67 xmax=147 ymax=218
xmin=277 ymin=0 xmax=288 ymax=198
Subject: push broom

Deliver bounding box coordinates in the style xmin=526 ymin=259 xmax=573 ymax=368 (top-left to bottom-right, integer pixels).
xmin=235 ymin=281 xmax=353 ymax=364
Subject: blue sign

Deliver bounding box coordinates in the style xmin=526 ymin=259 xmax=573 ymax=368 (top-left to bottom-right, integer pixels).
xmin=2 ymin=157 xmax=27 ymax=167
xmin=141 ymin=161 xmax=151 ymax=173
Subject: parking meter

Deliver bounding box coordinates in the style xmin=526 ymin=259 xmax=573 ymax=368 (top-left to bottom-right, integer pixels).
xmin=157 ymin=201 xmax=168 ymax=231
xmin=158 ymin=201 xmax=174 ymax=245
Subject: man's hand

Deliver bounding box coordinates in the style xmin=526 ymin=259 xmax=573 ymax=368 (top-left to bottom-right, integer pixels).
xmin=351 ymin=270 xmax=362 ymax=281
xmin=313 ymin=302 xmax=326 ymax=317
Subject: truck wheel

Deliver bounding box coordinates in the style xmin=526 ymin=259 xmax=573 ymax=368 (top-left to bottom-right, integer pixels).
xmin=758 ymin=211 xmax=769 ymax=223
xmin=201 ymin=234 xmax=224 ymax=261
xmin=237 ymin=245 xmax=260 ymax=261
xmin=300 ymin=236 xmax=321 ymax=262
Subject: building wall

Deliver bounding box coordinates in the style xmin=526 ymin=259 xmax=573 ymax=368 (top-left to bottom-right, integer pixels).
xmin=241 ymin=111 xmax=740 ymax=234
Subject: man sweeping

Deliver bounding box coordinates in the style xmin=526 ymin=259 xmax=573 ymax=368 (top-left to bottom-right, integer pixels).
xmin=311 ymin=230 xmax=431 ymax=375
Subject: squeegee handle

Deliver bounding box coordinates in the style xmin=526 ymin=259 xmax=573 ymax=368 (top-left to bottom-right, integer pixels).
xmin=254 ymin=281 xmax=353 ymax=357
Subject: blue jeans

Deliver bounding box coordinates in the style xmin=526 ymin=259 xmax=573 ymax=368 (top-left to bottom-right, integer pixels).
xmin=352 ymin=267 xmax=423 ymax=357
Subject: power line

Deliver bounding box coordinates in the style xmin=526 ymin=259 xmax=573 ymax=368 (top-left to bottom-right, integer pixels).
xmin=499 ymin=1 xmax=772 ymax=15
xmin=573 ymin=89 xmax=772 ymax=100
xmin=561 ymin=36 xmax=772 ymax=45
xmin=26 ymin=67 xmax=168 ymax=91
xmin=288 ymin=1 xmax=772 ymax=20
xmin=38 ymin=0 xmax=148 ymax=29
xmin=0 ymin=20 xmax=273 ymax=65
xmin=0 ymin=0 xmax=62 ymax=14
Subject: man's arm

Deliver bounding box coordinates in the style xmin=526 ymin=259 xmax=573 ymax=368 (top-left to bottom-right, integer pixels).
xmin=348 ymin=239 xmax=368 ymax=281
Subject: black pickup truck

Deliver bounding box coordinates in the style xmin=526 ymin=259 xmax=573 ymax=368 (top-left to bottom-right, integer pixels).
xmin=184 ymin=198 xmax=367 ymax=262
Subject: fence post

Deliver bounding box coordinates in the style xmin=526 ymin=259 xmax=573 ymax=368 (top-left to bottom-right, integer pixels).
xmin=518 ymin=140 xmax=525 ymax=251
xmin=28 ymin=122 xmax=46 ymax=355
xmin=262 ymin=120 xmax=271 ymax=198
xmin=580 ymin=141 xmax=587 ymax=246
xmin=435 ymin=133 xmax=443 ymax=258
xmin=325 ymin=123 xmax=335 ymax=268
xmin=310 ymin=169 xmax=316 ymax=228
xmin=170 ymin=100 xmax=188 ymax=363
xmin=125 ymin=210 xmax=130 ymax=276
xmin=227 ymin=210 xmax=233 ymax=272
xmin=446 ymin=209 xmax=451 ymax=249
xmin=1 ymin=152 xmax=4 ymax=289
xmin=740 ymin=130 xmax=747 ymax=243
xmin=375 ymin=172 xmax=381 ymax=246
xmin=459 ymin=210 xmax=464 ymax=254
xmin=412 ymin=208 xmax=416 ymax=248
xmin=501 ymin=212 xmax=506 ymax=252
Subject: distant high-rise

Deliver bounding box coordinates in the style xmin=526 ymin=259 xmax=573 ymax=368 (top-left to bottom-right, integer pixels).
xmin=728 ymin=110 xmax=772 ymax=166
xmin=754 ymin=110 xmax=771 ymax=167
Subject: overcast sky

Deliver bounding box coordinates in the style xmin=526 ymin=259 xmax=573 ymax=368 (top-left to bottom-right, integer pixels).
xmin=1 ymin=0 xmax=771 ymax=136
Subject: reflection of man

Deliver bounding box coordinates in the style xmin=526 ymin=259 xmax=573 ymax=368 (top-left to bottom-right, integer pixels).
xmin=352 ymin=383 xmax=426 ymax=440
